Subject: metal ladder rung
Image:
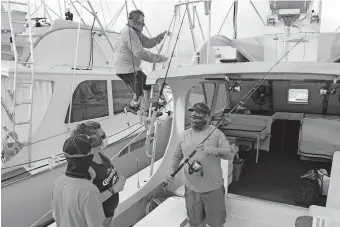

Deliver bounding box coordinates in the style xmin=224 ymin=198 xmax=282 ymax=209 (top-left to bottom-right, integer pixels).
xmin=15 ymin=101 xmax=32 ymax=106
xmin=16 ymin=82 xmax=33 ymax=85
xmin=17 ymin=61 xmax=33 ymax=64
xmin=15 ymin=121 xmax=31 ymax=126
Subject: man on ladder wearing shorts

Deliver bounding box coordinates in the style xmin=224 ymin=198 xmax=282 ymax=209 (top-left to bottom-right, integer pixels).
xmin=113 ymin=9 xmax=169 ymax=114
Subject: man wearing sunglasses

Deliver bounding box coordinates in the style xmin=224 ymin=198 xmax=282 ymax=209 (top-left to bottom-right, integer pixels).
xmin=114 ymin=9 xmax=169 ymax=114
xmin=166 ymin=102 xmax=239 ymax=227
xmin=52 ymin=134 xmax=106 ymax=227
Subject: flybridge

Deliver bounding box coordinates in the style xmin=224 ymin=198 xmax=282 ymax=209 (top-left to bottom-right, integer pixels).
xmin=195 ymin=0 xmax=340 ymax=64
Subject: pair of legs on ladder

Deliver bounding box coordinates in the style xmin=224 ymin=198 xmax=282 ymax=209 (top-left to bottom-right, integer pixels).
xmin=117 ymin=70 xmax=151 ymax=113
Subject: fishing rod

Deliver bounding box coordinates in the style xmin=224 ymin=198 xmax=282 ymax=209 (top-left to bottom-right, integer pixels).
xmin=154 ymin=6 xmax=188 ymax=112
xmin=163 ymin=34 xmax=307 ymax=185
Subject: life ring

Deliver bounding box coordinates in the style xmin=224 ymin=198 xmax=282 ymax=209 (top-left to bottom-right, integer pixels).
xmin=1 ymin=131 xmax=24 ymax=163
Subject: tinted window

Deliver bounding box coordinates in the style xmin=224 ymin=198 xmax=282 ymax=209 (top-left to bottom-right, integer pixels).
xmin=215 ymin=83 xmax=228 ymax=112
xmin=203 ymin=83 xmax=215 ymax=109
xmin=111 ymin=80 xmax=134 ymax=114
xmin=65 ymin=80 xmax=108 ymax=123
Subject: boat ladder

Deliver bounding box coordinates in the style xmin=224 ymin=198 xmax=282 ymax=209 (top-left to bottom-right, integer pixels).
xmin=4 ymin=0 xmax=36 ymax=167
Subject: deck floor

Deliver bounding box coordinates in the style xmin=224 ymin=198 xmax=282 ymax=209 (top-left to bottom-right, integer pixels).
xmin=228 ymin=148 xmax=331 ymax=208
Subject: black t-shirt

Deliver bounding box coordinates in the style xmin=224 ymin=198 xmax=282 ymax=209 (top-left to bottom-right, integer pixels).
xmin=91 ymin=153 xmax=119 ymax=218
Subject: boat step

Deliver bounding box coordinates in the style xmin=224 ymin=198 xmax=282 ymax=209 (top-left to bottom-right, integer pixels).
xmin=16 ymin=82 xmax=33 ymax=85
xmin=224 ymin=215 xmax=286 ymax=227
xmin=180 ymin=215 xmax=287 ymax=227
xmin=134 ymin=195 xmax=288 ymax=227
xmin=226 ymin=194 xmax=308 ymax=226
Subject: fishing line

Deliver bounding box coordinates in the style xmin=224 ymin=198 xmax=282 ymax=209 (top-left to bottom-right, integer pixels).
xmin=154 ymin=5 xmax=188 ymax=112
xmin=164 ymin=34 xmax=308 ymax=182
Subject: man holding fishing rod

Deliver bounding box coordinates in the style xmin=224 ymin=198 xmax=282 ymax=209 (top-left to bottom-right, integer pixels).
xmin=114 ymin=9 xmax=169 ymax=114
xmin=166 ymin=102 xmax=239 ymax=227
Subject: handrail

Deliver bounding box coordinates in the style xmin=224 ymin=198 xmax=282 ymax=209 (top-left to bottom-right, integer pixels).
xmin=174 ymin=0 xmax=208 ymax=8
xmin=1 ymin=0 xmax=27 ymax=5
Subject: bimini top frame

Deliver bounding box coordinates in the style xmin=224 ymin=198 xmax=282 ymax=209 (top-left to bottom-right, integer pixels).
xmin=146 ymin=61 xmax=340 ymax=85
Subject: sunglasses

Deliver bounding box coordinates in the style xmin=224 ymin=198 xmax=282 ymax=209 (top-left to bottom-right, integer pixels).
xmin=190 ymin=115 xmax=205 ymax=120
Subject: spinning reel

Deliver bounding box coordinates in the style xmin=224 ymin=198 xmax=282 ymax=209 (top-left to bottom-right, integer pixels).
xmin=188 ymin=160 xmax=203 ymax=177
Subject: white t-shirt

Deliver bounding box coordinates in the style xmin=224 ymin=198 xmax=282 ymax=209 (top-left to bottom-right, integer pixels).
xmin=52 ymin=175 xmax=105 ymax=227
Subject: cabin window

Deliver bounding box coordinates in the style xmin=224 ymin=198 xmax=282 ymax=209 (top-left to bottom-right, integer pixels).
xmin=186 ymin=83 xmax=206 ymax=127
xmin=288 ymin=89 xmax=309 ymax=104
xmin=118 ymin=134 xmax=154 ymax=157
xmin=152 ymin=83 xmax=173 ymax=103
xmin=203 ymin=83 xmax=215 ymax=109
xmin=111 ymin=80 xmax=134 ymax=114
xmin=65 ymin=80 xmax=109 ymax=123
xmin=188 ymin=83 xmax=205 ymax=107
xmin=215 ymin=83 xmax=228 ymax=112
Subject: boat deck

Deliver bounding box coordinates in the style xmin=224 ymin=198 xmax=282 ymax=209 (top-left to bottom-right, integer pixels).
xmin=228 ymin=148 xmax=331 ymax=207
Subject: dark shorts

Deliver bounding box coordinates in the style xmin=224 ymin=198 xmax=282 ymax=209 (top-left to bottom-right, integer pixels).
xmin=102 ymin=192 xmax=119 ymax=218
xmin=117 ymin=70 xmax=151 ymax=97
xmin=185 ymin=186 xmax=226 ymax=226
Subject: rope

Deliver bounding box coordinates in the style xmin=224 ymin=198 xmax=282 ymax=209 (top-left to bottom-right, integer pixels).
xmin=99 ymin=0 xmax=108 ymax=28
xmin=165 ymin=34 xmax=308 ymax=182
xmin=145 ymin=197 xmax=162 ymax=214
xmin=152 ymin=13 xmax=176 ymax=71
xmin=29 ymin=208 xmax=53 ymax=227
xmin=217 ymin=1 xmax=234 ymax=35
xmin=125 ymin=1 xmax=139 ymax=101
xmin=335 ymin=24 xmax=340 ymax=32
xmin=110 ymin=125 xmax=145 ymax=160
xmin=67 ymin=0 xmax=83 ymax=124
xmin=162 ymin=13 xmax=178 ymax=63
xmin=87 ymin=17 xmax=96 ymax=70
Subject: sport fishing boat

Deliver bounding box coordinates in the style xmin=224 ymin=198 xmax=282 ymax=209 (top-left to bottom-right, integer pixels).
xmin=1 ymin=1 xmax=173 ymax=227
xmin=49 ymin=0 xmax=340 ymax=226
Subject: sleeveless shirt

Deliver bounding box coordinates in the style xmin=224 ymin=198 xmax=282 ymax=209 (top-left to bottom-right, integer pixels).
xmin=91 ymin=152 xmax=119 ymax=218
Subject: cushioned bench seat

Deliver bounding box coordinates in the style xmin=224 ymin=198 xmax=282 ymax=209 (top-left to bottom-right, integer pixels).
xmin=299 ymin=117 xmax=340 ymax=161
xmin=219 ymin=124 xmax=267 ymax=140
xmin=216 ymin=114 xmax=272 ymax=163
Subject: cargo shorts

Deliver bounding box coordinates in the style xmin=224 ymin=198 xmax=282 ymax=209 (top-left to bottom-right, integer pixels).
xmin=184 ymin=186 xmax=226 ymax=227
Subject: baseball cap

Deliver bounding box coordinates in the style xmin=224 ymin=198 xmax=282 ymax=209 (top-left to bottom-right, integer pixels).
xmin=188 ymin=102 xmax=210 ymax=115
xmin=63 ymin=134 xmax=93 ymax=158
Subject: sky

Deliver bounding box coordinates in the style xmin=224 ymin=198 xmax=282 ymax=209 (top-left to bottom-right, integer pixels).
xmin=7 ymin=0 xmax=340 ymax=65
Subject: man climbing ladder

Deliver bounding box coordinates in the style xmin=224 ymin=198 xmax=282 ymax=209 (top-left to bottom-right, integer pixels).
xmin=113 ymin=9 xmax=169 ymax=113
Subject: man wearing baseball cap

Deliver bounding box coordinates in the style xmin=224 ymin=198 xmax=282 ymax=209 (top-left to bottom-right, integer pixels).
xmin=52 ymin=134 xmax=106 ymax=227
xmin=166 ymin=102 xmax=239 ymax=227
